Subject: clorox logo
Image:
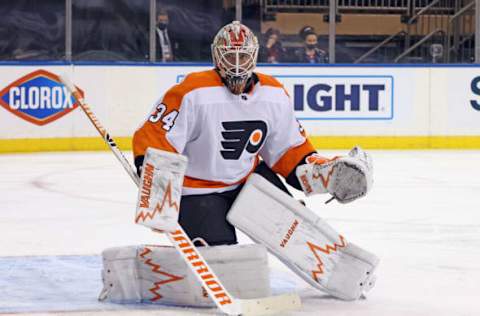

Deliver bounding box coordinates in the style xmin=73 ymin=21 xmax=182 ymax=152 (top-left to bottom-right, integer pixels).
xmin=0 ymin=69 xmax=83 ymax=126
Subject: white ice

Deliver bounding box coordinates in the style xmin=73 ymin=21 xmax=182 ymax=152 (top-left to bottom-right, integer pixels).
xmin=1 ymin=150 xmax=480 ymax=316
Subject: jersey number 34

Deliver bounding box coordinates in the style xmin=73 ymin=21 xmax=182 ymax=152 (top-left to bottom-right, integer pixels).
xmin=149 ymin=103 xmax=179 ymax=131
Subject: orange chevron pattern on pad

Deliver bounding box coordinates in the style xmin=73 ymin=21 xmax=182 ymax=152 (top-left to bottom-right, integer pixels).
xmin=135 ymin=181 xmax=179 ymax=223
xmin=307 ymin=235 xmax=347 ymax=282
xmin=139 ymin=247 xmax=184 ymax=302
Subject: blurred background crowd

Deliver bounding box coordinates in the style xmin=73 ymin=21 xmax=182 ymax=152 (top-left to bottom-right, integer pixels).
xmin=0 ymin=0 xmax=476 ymax=64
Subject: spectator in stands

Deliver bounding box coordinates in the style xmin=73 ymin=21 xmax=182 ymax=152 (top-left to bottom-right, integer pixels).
xmin=155 ymin=9 xmax=177 ymax=62
xmin=259 ymin=27 xmax=285 ymax=63
xmin=295 ymin=26 xmax=328 ymax=64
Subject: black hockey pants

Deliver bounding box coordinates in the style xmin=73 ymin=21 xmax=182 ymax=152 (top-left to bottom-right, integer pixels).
xmin=178 ymin=161 xmax=293 ymax=246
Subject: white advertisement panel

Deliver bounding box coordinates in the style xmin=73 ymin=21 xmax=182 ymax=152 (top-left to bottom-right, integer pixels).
xmin=430 ymin=67 xmax=480 ymax=135
xmin=0 ymin=65 xmax=478 ymax=145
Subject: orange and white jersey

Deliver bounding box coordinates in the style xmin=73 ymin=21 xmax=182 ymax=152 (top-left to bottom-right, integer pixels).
xmin=133 ymin=69 xmax=315 ymax=195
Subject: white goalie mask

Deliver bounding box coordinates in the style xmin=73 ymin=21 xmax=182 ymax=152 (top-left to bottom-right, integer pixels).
xmin=211 ymin=21 xmax=259 ymax=95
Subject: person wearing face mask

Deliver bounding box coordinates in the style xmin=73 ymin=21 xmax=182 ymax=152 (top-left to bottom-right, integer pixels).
xmin=259 ymin=27 xmax=285 ymax=63
xmin=155 ymin=9 xmax=175 ymax=62
xmin=295 ymin=26 xmax=328 ymax=64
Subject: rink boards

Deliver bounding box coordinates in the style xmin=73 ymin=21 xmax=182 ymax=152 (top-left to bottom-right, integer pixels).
xmin=0 ymin=64 xmax=480 ymax=152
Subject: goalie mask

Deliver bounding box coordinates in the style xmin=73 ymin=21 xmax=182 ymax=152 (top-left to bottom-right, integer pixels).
xmin=212 ymin=21 xmax=259 ymax=95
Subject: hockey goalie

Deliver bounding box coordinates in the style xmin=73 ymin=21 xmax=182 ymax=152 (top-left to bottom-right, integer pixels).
xmin=99 ymin=21 xmax=379 ymax=309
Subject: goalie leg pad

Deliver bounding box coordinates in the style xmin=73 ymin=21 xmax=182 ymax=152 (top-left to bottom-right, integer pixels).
xmin=227 ymin=174 xmax=379 ymax=301
xmin=135 ymin=148 xmax=188 ymax=232
xmin=99 ymin=243 xmax=270 ymax=307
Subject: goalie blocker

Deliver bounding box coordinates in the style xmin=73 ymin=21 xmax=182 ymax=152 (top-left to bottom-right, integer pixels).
xmin=227 ymin=174 xmax=379 ymax=301
xmin=135 ymin=147 xmax=188 ymax=232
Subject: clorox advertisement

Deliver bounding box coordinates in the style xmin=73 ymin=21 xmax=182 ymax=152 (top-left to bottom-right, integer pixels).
xmin=0 ymin=66 xmax=163 ymax=144
xmin=0 ymin=69 xmax=82 ymax=126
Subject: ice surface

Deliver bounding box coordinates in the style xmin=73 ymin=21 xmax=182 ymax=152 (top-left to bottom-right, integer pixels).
xmin=1 ymin=151 xmax=479 ymax=315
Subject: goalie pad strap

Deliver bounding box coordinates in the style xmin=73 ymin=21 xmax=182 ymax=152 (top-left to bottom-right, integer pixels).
xmin=99 ymin=244 xmax=270 ymax=307
xmin=227 ymin=174 xmax=379 ymax=301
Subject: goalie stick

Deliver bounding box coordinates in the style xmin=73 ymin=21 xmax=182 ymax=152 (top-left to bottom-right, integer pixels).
xmin=60 ymin=74 xmax=301 ymax=316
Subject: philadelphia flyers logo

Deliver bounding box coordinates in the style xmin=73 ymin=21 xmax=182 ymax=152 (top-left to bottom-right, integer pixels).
xmin=220 ymin=120 xmax=267 ymax=160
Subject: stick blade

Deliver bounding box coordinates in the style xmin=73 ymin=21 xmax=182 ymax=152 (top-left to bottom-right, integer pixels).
xmin=239 ymin=293 xmax=301 ymax=316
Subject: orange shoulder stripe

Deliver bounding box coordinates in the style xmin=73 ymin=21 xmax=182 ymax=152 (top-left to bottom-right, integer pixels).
xmin=256 ymin=72 xmax=283 ymax=88
xmin=256 ymin=72 xmax=290 ymax=97
xmin=162 ymin=70 xmax=223 ymax=109
xmin=133 ymin=70 xmax=223 ymax=158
